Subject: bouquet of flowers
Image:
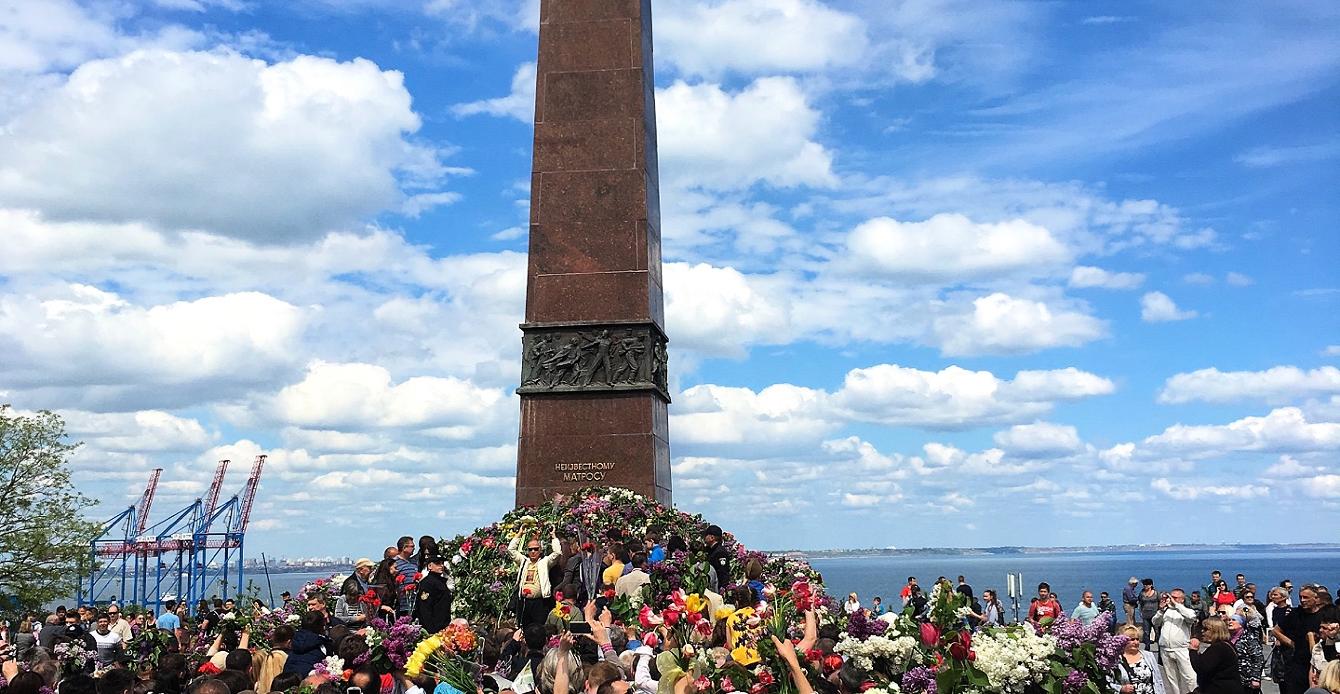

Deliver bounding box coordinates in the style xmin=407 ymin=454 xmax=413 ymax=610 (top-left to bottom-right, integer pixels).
xmin=364 ymin=616 xmax=426 ymax=673
xmin=128 ymin=627 xmax=178 ymax=668
xmin=53 ymin=641 xmax=92 ymax=676
xmin=405 ymin=624 xmax=479 ymax=694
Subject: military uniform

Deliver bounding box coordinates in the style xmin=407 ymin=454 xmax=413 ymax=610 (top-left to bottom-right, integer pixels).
xmin=414 ymin=566 xmax=452 ymax=633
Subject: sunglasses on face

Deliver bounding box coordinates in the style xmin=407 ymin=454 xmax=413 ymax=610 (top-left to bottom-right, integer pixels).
xmin=527 ymin=547 xmax=541 ymax=552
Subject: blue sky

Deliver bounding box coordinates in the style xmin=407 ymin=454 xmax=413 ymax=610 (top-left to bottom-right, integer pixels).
xmin=1 ymin=0 xmax=1338 ymax=556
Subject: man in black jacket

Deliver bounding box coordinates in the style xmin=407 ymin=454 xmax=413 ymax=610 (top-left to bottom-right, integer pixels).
xmin=704 ymin=525 xmax=731 ymax=591
xmin=414 ymin=554 xmax=452 ymax=634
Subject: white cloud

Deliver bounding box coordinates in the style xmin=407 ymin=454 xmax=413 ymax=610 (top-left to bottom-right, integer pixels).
xmin=1143 ymin=407 xmax=1340 ymax=456
xmin=841 ymin=492 xmax=901 ymax=508
xmin=663 ymin=262 xmax=790 ymax=357
xmin=1141 ymin=291 xmax=1196 ymax=322
xmin=931 ymin=293 xmax=1106 ymax=356
xmin=0 ymin=0 xmax=202 ymax=74
xmin=1151 ymin=478 xmax=1267 ymax=501
xmin=1225 ymin=272 xmax=1254 ymax=287
xmin=1068 ymin=266 xmax=1145 ymax=290
xmin=672 ymin=383 xmax=833 ymax=454
xmin=269 ymin=361 xmax=508 ymax=432
xmin=452 ymin=61 xmax=535 ymax=121
xmin=833 ymin=364 xmax=1113 ymax=428
xmin=1262 ymin=455 xmax=1321 ymax=479
xmin=0 ymin=49 xmax=452 ymax=242
xmin=1324 ymin=346 xmax=1340 ymax=357
xmin=993 ymin=422 xmax=1083 ymax=457
xmin=656 ymin=0 xmax=869 ymax=77
xmin=0 ymin=285 xmax=304 ymax=409
xmin=1303 ymin=476 xmax=1340 ymax=499
xmin=656 ymin=77 xmax=836 ymax=190
xmin=844 ymin=214 xmax=1070 ymax=281
xmin=1183 ymin=273 xmax=1216 ymax=285
xmin=1159 ymin=366 xmax=1340 ymax=405
xmin=58 ymin=410 xmax=214 ymax=452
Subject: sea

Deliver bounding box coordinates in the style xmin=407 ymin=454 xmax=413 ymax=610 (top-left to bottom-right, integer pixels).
xmin=186 ymin=546 xmax=1340 ymax=611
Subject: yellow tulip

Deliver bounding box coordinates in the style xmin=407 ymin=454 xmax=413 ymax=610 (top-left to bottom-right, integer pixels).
xmin=685 ymin=594 xmax=708 ymax=615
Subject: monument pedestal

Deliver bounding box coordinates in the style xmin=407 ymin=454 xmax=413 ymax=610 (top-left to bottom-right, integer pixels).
xmin=514 ymin=0 xmax=671 ymax=507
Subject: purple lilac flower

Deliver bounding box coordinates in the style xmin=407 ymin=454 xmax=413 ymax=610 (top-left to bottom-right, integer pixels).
xmin=901 ymin=666 xmax=937 ymax=694
xmin=1062 ymin=670 xmax=1089 ymax=694
xmin=845 ymin=609 xmax=889 ymax=639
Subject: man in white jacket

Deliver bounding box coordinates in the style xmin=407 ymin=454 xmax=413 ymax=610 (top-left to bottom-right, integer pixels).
xmin=1153 ymin=589 xmax=1198 ymax=694
xmin=509 ymin=531 xmax=563 ymax=628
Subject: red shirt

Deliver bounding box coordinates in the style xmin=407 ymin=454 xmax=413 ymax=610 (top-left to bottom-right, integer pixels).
xmin=1029 ymin=598 xmax=1062 ymax=623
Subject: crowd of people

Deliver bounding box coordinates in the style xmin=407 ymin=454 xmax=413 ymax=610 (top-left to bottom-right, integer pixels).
xmin=837 ymin=571 xmax=1340 ymax=694
xmin=2 ymin=531 xmax=1337 ymax=694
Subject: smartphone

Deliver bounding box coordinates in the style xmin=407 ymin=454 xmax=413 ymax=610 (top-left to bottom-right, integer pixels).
xmin=347 ymin=688 xmax=363 ymax=694
xmin=569 ymin=622 xmax=592 ymax=635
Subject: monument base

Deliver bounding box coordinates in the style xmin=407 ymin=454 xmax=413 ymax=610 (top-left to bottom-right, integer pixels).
xmin=515 ymin=391 xmax=671 ymax=507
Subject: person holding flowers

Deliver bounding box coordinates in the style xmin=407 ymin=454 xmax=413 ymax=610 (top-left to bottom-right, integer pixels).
xmin=509 ymin=522 xmax=563 ymax=628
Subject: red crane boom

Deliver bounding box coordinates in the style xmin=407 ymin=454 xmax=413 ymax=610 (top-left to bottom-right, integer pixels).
xmin=203 ymin=459 xmax=230 ymax=520
xmin=237 ymin=454 xmax=265 ymax=533
xmin=135 ymin=468 xmax=163 ymax=535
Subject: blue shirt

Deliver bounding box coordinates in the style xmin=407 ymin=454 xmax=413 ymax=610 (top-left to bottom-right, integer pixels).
xmin=648 ymin=545 xmax=665 ymax=564
xmin=156 ymin=613 xmax=180 ymax=631
xmin=1072 ymin=603 xmax=1100 ymax=625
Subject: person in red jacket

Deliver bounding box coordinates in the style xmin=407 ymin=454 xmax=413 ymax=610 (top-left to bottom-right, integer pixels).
xmin=1029 ymin=582 xmax=1063 ymax=630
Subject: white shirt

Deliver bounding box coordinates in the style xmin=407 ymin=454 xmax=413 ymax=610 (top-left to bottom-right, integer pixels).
xmin=844 ymin=599 xmax=861 ymax=614
xmin=92 ymin=629 xmax=123 ymax=651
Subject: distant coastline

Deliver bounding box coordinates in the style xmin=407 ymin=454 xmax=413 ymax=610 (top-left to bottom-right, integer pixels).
xmin=249 ymin=543 xmax=1340 ymax=576
xmin=768 ymin=542 xmax=1340 ymax=558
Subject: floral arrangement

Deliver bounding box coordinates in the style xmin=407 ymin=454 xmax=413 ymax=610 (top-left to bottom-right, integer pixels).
xmin=309 ymin=655 xmax=345 ymax=683
xmin=405 ymin=624 xmax=479 ymax=694
xmin=364 ymin=616 xmax=425 ymax=672
xmin=52 ymin=641 xmax=92 ymax=676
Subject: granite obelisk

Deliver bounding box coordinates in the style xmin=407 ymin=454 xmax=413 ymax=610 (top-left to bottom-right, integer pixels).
xmin=515 ymin=0 xmax=671 ymax=507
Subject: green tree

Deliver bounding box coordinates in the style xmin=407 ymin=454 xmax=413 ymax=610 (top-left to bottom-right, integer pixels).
xmin=0 ymin=405 xmax=100 ymax=612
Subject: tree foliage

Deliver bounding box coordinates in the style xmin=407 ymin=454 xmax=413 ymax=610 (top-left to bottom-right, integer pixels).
xmin=0 ymin=405 xmax=100 ymax=612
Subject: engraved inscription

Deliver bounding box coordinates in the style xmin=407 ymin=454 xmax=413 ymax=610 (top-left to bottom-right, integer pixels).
xmin=554 ymin=461 xmax=616 ymax=482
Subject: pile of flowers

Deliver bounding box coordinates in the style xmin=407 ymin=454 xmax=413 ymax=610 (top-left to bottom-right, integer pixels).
xmin=437 ymin=487 xmax=822 ymax=624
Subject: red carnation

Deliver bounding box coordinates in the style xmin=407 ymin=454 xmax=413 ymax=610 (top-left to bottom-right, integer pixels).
xmin=663 ymin=609 xmax=681 ymax=626
xmin=823 ymin=655 xmax=844 ymax=674
xmin=757 ymin=671 xmax=775 ymax=686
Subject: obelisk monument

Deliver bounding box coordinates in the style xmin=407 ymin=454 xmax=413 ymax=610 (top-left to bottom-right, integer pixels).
xmin=514 ymin=0 xmax=671 ymax=507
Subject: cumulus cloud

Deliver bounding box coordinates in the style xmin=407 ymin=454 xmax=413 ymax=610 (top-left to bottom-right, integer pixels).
xmin=1140 ymin=291 xmax=1196 ymax=322
xmin=831 ymin=364 xmax=1113 ymax=428
xmin=1151 ymin=478 xmax=1267 ymax=501
xmin=1068 ymin=266 xmax=1145 ymax=290
xmin=1159 ymin=366 xmax=1340 ymax=405
xmin=656 ymin=0 xmax=869 ymax=77
xmin=656 ymin=77 xmax=837 ymax=190
xmin=931 ymin=293 xmax=1106 ymax=356
xmin=269 ymin=361 xmax=509 ymax=434
xmin=0 ymin=285 xmax=304 ymax=409
xmin=992 ymin=422 xmax=1083 ymax=457
xmin=0 ymin=49 xmax=454 ymax=242
xmin=672 ymin=383 xmax=833 ymax=454
xmin=844 ymin=214 xmax=1070 ymax=281
xmin=56 ymin=410 xmax=214 ymax=452
xmin=1142 ymin=407 xmax=1340 ymax=456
